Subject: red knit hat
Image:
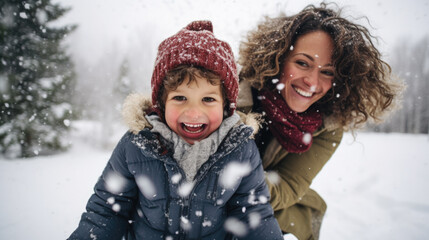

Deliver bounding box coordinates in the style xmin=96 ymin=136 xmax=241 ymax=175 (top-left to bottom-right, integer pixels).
xmin=151 ymin=20 xmax=239 ymax=117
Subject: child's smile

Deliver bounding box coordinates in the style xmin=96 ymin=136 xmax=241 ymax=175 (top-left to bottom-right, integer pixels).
xmin=182 ymin=123 xmax=206 ymax=133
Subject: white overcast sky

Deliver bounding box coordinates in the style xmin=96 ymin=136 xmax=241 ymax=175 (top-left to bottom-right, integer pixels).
xmin=55 ymin=0 xmax=429 ymax=67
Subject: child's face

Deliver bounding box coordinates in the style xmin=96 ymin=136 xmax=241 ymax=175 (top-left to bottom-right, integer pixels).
xmin=165 ymin=75 xmax=224 ymax=144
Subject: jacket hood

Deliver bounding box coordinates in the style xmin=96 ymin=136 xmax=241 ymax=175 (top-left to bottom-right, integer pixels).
xmin=121 ymin=93 xmax=261 ymax=136
xmin=122 ymin=93 xmax=152 ymax=135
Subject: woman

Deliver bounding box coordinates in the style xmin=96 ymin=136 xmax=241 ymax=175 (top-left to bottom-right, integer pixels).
xmin=237 ymin=3 xmax=399 ymax=240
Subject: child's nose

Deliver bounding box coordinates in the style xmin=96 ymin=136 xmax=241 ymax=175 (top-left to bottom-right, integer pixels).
xmin=184 ymin=107 xmax=202 ymax=121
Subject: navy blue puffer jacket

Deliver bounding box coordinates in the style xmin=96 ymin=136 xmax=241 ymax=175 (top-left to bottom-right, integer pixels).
xmin=68 ymin=124 xmax=283 ymax=240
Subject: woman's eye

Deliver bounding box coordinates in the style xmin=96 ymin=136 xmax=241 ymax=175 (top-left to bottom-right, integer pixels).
xmin=202 ymin=97 xmax=215 ymax=102
xmin=321 ymin=70 xmax=334 ymax=77
xmin=172 ymin=96 xmax=186 ymax=101
xmin=296 ymin=60 xmax=309 ymax=67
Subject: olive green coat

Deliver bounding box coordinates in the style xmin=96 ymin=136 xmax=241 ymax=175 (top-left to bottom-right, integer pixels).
xmin=237 ymin=80 xmax=343 ymax=240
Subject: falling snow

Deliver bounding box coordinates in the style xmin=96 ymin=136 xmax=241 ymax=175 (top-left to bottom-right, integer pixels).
xmin=276 ymin=83 xmax=285 ymax=91
xmin=180 ymin=216 xmax=192 ymax=231
xmin=136 ymin=175 xmax=157 ymax=199
xmin=224 ymin=217 xmax=248 ymax=237
xmin=258 ymin=195 xmax=268 ymax=204
xmin=107 ymin=197 xmax=115 ymax=204
xmin=63 ymin=119 xmax=71 ymax=127
xmin=177 ymin=181 xmax=194 ymax=197
xmin=29 ymin=113 xmax=37 ymax=122
xmin=248 ymin=212 xmax=261 ymax=229
xmin=112 ymin=203 xmax=121 ymax=212
xmin=266 ymin=171 xmax=280 ymax=185
xmin=89 ymin=233 xmax=97 ymax=240
xmin=19 ymin=12 xmax=28 ymax=19
xmin=171 ymin=173 xmax=182 ymax=184
xmin=202 ymin=219 xmax=212 ymax=227
xmin=302 ymin=133 xmax=312 ymax=145
xmin=219 ymin=161 xmax=251 ymax=189
xmin=104 ymin=172 xmax=127 ymax=194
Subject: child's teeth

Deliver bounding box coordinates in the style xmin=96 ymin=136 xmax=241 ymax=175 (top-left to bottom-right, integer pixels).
xmin=184 ymin=123 xmax=202 ymax=127
xmin=183 ymin=123 xmax=204 ymax=133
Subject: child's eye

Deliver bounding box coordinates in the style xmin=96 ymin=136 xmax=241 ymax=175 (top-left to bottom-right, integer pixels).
xmin=172 ymin=96 xmax=186 ymax=101
xmin=202 ymin=97 xmax=215 ymax=102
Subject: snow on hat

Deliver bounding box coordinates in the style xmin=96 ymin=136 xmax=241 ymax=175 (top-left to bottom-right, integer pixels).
xmin=151 ymin=20 xmax=239 ymax=116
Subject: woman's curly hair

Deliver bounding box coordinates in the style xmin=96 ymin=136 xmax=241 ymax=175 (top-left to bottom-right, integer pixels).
xmin=239 ymin=3 xmax=400 ymax=129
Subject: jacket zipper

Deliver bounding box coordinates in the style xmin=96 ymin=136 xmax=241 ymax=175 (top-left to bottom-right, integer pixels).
xmin=179 ymin=161 xmax=216 ymax=239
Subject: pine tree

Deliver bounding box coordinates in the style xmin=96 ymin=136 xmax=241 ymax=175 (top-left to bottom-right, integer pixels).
xmin=114 ymin=58 xmax=133 ymax=110
xmin=0 ymin=0 xmax=76 ymax=158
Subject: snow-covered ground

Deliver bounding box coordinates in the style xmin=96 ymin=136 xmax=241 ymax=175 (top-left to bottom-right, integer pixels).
xmin=0 ymin=121 xmax=428 ymax=240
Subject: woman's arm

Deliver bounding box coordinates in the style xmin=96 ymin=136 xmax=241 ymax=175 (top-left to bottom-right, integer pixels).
xmin=266 ymin=127 xmax=343 ymax=211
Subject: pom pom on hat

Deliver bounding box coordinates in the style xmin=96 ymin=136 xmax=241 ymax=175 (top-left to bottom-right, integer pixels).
xmin=151 ymin=20 xmax=239 ymax=117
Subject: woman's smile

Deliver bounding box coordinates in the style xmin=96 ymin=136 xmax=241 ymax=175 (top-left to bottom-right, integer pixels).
xmin=293 ymin=86 xmax=314 ymax=98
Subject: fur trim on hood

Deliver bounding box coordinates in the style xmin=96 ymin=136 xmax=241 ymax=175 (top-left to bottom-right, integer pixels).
xmin=122 ymin=93 xmax=153 ymax=135
xmin=121 ymin=93 xmax=261 ymax=136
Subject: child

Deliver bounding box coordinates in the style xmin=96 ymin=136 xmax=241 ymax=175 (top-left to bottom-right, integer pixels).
xmin=68 ymin=21 xmax=283 ymax=240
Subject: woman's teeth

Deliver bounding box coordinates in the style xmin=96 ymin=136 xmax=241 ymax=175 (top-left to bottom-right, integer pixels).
xmin=294 ymin=87 xmax=313 ymax=97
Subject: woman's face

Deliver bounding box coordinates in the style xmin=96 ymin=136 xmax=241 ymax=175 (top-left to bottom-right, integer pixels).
xmin=279 ymin=30 xmax=335 ymax=113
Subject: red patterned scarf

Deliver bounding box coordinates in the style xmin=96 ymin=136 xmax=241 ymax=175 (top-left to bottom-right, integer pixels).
xmin=258 ymin=89 xmax=323 ymax=153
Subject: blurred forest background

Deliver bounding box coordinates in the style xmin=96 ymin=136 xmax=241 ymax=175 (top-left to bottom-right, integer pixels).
xmin=0 ymin=0 xmax=428 ymax=158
